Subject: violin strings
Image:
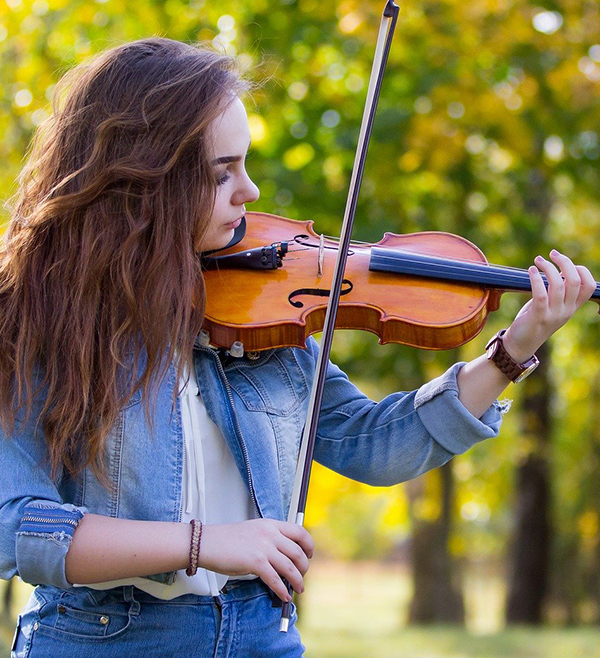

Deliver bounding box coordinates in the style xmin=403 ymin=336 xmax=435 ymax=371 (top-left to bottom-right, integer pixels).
xmin=386 ymin=251 xmax=541 ymax=277
xmin=377 ymin=247 xmax=550 ymax=277
xmin=316 ymin=235 xmax=544 ymax=276
xmin=282 ymin=238 xmax=599 ymax=291
xmin=372 ymin=249 xmax=536 ymax=287
xmin=369 ymin=246 xmax=592 ymax=287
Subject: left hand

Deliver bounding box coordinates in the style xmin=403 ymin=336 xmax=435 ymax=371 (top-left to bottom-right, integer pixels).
xmin=502 ymin=249 xmax=596 ymax=363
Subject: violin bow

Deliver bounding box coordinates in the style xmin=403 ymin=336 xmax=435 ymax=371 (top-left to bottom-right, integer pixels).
xmin=280 ymin=0 xmax=400 ymax=632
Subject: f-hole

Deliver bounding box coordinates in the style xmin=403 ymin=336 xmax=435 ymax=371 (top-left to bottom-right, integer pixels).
xmin=288 ymin=279 xmax=354 ymax=308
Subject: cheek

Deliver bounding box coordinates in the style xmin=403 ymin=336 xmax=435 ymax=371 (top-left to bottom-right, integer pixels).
xmin=209 ymin=189 xmax=228 ymax=222
xmin=210 ymin=197 xmax=224 ymax=220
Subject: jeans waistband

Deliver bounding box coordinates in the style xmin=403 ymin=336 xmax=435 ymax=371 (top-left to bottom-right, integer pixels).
xmin=94 ymin=578 xmax=279 ymax=606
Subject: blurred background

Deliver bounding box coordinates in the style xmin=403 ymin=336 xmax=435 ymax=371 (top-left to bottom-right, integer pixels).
xmin=1 ymin=0 xmax=600 ymax=655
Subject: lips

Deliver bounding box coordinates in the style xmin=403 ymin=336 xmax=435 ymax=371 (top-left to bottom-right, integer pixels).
xmin=225 ymin=217 xmax=243 ymax=229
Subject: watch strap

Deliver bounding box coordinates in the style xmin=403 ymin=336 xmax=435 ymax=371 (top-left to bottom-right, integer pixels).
xmin=486 ymin=329 xmax=539 ymax=383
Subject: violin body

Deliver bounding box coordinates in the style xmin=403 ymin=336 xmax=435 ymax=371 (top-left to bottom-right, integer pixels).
xmin=202 ymin=212 xmax=504 ymax=352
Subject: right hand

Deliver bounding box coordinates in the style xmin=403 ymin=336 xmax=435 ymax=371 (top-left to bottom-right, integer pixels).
xmin=198 ymin=519 xmax=314 ymax=602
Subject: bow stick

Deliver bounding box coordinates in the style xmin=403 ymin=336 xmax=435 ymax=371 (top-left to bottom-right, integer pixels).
xmin=280 ymin=0 xmax=400 ymax=632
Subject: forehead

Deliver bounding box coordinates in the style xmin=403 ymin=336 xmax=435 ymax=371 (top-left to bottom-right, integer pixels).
xmin=209 ymin=97 xmax=251 ymax=157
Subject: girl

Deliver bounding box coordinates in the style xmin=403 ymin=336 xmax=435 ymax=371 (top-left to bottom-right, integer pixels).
xmin=0 ymin=38 xmax=595 ymax=657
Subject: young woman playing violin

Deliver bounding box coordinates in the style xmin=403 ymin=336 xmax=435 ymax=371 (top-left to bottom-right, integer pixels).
xmin=1 ymin=38 xmax=596 ymax=658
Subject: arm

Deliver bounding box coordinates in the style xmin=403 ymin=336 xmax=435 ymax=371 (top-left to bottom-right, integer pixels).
xmin=64 ymin=514 xmax=190 ymax=583
xmin=310 ymin=352 xmax=503 ymax=487
xmin=64 ymin=515 xmax=312 ymax=601
xmin=0 ymin=406 xmax=312 ymax=601
xmin=0 ymin=399 xmax=90 ymax=588
xmin=309 ymin=251 xmax=595 ymax=486
xmin=457 ymin=250 xmax=596 ymax=418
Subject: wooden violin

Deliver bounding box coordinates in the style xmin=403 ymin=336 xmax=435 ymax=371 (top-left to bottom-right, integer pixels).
xmin=201 ymin=211 xmax=600 ymax=354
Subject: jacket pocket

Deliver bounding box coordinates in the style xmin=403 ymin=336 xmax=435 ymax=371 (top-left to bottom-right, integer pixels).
xmin=226 ymin=349 xmax=309 ymax=416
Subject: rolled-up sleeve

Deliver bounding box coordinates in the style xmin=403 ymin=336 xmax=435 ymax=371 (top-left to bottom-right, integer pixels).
xmin=305 ymin=337 xmax=506 ymax=486
xmin=0 ymin=411 xmax=88 ymax=588
xmin=414 ymin=361 xmax=505 ymax=454
xmin=14 ymin=500 xmax=87 ymax=588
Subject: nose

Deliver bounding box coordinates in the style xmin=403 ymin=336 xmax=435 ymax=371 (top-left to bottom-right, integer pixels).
xmin=234 ymin=170 xmax=260 ymax=206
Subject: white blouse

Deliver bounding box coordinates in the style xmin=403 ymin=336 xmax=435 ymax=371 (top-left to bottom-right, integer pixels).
xmin=74 ymin=361 xmax=257 ymax=599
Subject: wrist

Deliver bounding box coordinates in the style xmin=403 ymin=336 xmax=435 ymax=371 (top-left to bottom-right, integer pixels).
xmin=196 ymin=523 xmax=217 ymax=571
xmin=501 ymin=328 xmax=536 ymax=364
xmin=485 ymin=328 xmax=540 ymax=384
xmin=175 ymin=522 xmax=195 ymax=571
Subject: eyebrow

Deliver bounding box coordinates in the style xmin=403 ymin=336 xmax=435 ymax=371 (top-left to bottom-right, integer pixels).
xmin=211 ymin=155 xmax=242 ymax=165
xmin=211 ymin=140 xmax=252 ymax=166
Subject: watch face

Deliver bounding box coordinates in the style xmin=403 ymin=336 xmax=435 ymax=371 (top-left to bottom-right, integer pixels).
xmin=513 ymin=361 xmax=539 ymax=384
xmin=486 ymin=339 xmax=500 ymax=360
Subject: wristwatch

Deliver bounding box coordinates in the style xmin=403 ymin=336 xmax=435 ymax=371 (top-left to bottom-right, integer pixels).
xmin=485 ymin=329 xmax=539 ymax=384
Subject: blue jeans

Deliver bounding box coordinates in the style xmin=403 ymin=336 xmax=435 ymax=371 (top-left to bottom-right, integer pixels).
xmin=11 ymin=579 xmax=304 ymax=657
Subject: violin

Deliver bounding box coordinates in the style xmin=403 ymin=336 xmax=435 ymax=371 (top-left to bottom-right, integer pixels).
xmin=201 ymin=211 xmax=600 ymax=354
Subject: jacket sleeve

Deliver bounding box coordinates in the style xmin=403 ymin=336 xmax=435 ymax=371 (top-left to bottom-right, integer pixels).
xmin=0 ymin=411 xmax=88 ymax=588
xmin=306 ymin=338 xmax=507 ymax=486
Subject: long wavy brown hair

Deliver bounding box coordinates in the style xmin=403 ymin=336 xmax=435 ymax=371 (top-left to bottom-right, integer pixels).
xmin=0 ymin=38 xmax=247 ymax=488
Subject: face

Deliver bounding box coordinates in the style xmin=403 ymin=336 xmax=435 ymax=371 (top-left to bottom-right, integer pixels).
xmin=198 ymin=97 xmax=260 ymax=252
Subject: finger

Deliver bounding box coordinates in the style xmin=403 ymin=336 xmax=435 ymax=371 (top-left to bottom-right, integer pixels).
xmin=575 ymin=265 xmax=597 ymax=307
xmin=528 ymin=265 xmax=547 ymax=309
xmin=257 ymin=561 xmax=293 ymax=602
xmin=549 ymin=249 xmax=581 ymax=308
xmin=269 ymin=552 xmax=304 ymax=595
xmin=534 ymin=255 xmax=564 ymax=309
xmin=279 ymin=522 xmax=315 ymax=558
xmin=277 ymin=535 xmax=310 ymax=576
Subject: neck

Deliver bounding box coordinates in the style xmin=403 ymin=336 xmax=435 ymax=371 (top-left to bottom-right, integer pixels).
xmin=369 ymin=247 xmax=600 ymax=300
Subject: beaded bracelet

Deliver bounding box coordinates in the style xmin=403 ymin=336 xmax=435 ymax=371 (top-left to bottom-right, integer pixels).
xmin=186 ymin=518 xmax=203 ymax=577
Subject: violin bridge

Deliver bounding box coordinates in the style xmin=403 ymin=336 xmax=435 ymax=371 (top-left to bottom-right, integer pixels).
xmin=317 ymin=233 xmax=324 ymax=278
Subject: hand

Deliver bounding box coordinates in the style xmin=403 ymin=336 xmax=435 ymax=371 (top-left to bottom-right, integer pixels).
xmin=503 ymin=249 xmax=596 ymax=362
xmin=198 ymin=519 xmax=314 ymax=602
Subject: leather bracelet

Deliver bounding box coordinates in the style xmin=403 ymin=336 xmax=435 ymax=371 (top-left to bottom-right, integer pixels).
xmin=186 ymin=519 xmax=203 ymax=577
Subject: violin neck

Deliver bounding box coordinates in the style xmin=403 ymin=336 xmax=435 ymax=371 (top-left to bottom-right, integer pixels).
xmin=369 ymin=247 xmax=600 ymax=301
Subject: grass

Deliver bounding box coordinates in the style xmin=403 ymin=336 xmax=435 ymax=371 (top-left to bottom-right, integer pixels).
xmin=297 ymin=562 xmax=600 ymax=657
xmin=301 ymin=626 xmax=600 ymax=658
xmin=3 ymin=561 xmax=600 ymax=657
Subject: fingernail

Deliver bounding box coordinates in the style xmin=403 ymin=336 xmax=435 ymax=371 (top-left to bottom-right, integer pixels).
xmin=550 ymin=249 xmax=560 ymax=257
xmin=529 ymin=266 xmax=537 ymax=274
xmin=535 ymin=255 xmax=544 ymax=262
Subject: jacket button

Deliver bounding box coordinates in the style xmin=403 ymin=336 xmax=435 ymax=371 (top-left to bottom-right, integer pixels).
xmin=33 ymin=622 xmax=39 ymax=631
xmin=57 ymin=604 xmax=66 ymax=613
xmin=99 ymin=616 xmax=109 ymax=625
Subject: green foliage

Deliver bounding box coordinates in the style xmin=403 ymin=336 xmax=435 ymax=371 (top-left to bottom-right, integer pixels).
xmin=1 ymin=0 xmax=600 ymax=621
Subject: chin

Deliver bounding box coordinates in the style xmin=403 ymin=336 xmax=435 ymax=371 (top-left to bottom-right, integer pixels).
xmin=198 ymin=230 xmax=234 ymax=253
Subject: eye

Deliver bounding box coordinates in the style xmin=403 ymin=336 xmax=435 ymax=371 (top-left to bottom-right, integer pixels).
xmin=216 ymin=172 xmax=231 ymax=186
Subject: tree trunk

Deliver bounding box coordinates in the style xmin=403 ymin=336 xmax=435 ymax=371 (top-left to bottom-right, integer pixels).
xmin=407 ymin=461 xmax=464 ymax=623
xmin=1 ymin=578 xmax=13 ymax=626
xmin=506 ymin=342 xmax=551 ymax=624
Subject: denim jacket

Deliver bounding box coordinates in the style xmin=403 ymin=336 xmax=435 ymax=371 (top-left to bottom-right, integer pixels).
xmin=0 ymin=337 xmax=503 ymax=591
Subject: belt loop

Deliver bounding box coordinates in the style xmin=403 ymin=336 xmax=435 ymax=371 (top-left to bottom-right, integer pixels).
xmin=123 ymin=585 xmax=141 ymax=616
